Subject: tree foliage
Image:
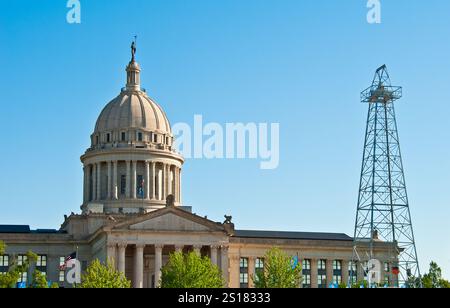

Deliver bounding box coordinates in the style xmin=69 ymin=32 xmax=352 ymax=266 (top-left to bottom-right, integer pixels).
xmin=30 ymin=270 xmax=49 ymax=289
xmin=422 ymin=262 xmax=450 ymax=289
xmin=0 ymin=249 xmax=37 ymax=289
xmin=0 ymin=241 xmax=5 ymax=255
xmin=160 ymin=251 xmax=225 ymax=288
xmin=253 ymin=247 xmax=302 ymax=288
xmin=78 ymin=259 xmax=131 ymax=288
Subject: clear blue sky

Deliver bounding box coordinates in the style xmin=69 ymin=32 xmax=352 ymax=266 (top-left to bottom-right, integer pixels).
xmin=0 ymin=0 xmax=449 ymax=278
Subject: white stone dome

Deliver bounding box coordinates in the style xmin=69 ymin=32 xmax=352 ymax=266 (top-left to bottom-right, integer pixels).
xmin=94 ymin=91 xmax=171 ymax=135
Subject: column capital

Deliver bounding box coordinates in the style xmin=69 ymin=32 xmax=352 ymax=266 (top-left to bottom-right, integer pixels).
xmin=210 ymin=245 xmax=220 ymax=250
xmin=154 ymin=244 xmax=164 ymax=250
xmin=193 ymin=244 xmax=203 ymax=250
xmin=107 ymin=243 xmax=117 ymax=249
xmin=118 ymin=242 xmax=128 ymax=249
xmin=230 ymin=255 xmax=240 ymax=261
xmin=135 ymin=243 xmax=146 ymax=249
xmin=174 ymin=245 xmax=184 ymax=251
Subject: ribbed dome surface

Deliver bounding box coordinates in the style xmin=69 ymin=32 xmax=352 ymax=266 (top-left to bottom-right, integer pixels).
xmin=94 ymin=91 xmax=171 ymax=135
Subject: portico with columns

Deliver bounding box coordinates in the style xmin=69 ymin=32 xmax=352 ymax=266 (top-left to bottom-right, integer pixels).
xmin=102 ymin=206 xmax=232 ymax=288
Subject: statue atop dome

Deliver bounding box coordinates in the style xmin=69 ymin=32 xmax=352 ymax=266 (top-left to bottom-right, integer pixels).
xmin=131 ymin=41 xmax=137 ymax=61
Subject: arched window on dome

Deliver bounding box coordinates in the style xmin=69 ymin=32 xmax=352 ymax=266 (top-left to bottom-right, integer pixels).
xmin=106 ymin=133 xmax=111 ymax=143
xmin=95 ymin=135 xmax=99 ymax=145
xmin=121 ymin=131 xmax=126 ymax=142
xmin=137 ymin=132 xmax=143 ymax=142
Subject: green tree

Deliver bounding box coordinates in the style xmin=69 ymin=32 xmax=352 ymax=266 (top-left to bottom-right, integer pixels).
xmin=0 ymin=241 xmax=5 ymax=255
xmin=0 ymin=250 xmax=37 ymax=288
xmin=422 ymin=262 xmax=450 ymax=289
xmin=160 ymin=251 xmax=225 ymax=288
xmin=31 ymin=270 xmax=49 ymax=289
xmin=253 ymin=247 xmax=302 ymax=288
xmin=78 ymin=259 xmax=131 ymax=288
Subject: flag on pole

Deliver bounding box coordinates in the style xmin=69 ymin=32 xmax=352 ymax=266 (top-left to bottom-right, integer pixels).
xmin=60 ymin=252 xmax=77 ymax=270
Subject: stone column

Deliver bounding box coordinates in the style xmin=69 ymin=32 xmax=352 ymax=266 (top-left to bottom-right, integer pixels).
xmin=131 ymin=161 xmax=137 ymax=199
xmin=151 ymin=162 xmax=156 ymax=200
xmin=221 ymin=246 xmax=229 ymax=286
xmin=107 ymin=161 xmax=112 ymax=199
xmin=248 ymin=257 xmax=256 ymax=288
xmin=113 ymin=161 xmax=118 ymax=200
xmin=163 ymin=164 xmax=169 ymax=199
xmin=83 ymin=165 xmax=88 ymax=203
xmin=210 ymin=245 xmax=219 ymax=266
xmin=92 ymin=164 xmax=97 ymax=201
xmin=158 ymin=169 xmax=163 ymax=201
xmin=145 ymin=161 xmax=150 ymax=200
xmin=107 ymin=243 xmax=117 ymax=268
xmin=118 ymin=243 xmax=127 ymax=274
xmin=342 ymin=260 xmax=349 ymax=286
xmin=168 ymin=166 xmax=173 ymax=195
xmin=311 ymin=259 xmax=318 ymax=288
xmin=125 ymin=160 xmax=131 ymax=198
xmin=134 ymin=244 xmax=145 ymax=288
xmin=174 ymin=167 xmax=179 ymax=202
xmin=154 ymin=244 xmax=163 ymax=288
xmin=179 ymin=168 xmax=182 ymax=204
xmin=96 ymin=162 xmax=102 ymax=200
xmin=193 ymin=245 xmax=202 ymax=256
xmin=327 ymin=259 xmax=334 ymax=286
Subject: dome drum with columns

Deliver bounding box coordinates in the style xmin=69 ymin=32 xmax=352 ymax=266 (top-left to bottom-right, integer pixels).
xmin=80 ymin=46 xmax=184 ymax=214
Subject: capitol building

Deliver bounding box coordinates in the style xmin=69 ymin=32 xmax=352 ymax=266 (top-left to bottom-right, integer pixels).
xmin=0 ymin=45 xmax=393 ymax=288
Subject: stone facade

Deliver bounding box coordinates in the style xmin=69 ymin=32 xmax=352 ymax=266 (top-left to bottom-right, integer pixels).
xmin=0 ymin=45 xmax=396 ymax=288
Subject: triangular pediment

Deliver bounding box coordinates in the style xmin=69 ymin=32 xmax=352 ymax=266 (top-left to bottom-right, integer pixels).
xmin=112 ymin=207 xmax=226 ymax=233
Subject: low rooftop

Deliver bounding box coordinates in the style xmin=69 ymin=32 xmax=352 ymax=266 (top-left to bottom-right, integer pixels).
xmin=0 ymin=225 xmax=62 ymax=234
xmin=234 ymin=230 xmax=353 ymax=241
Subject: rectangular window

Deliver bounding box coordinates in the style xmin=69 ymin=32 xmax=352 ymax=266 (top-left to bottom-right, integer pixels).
xmin=0 ymin=255 xmax=9 ymax=274
xmin=348 ymin=261 xmax=357 ymax=285
xmin=120 ymin=175 xmax=126 ymax=195
xmin=318 ymin=259 xmax=327 ymax=270
xmin=37 ymin=255 xmax=47 ymax=267
xmin=332 ymin=260 xmax=342 ymax=285
xmin=240 ymin=258 xmax=249 ymax=288
xmin=153 ymin=134 xmax=158 ymax=143
xmin=36 ymin=255 xmax=47 ymax=276
xmin=254 ymin=258 xmax=264 ymax=283
xmin=303 ymin=274 xmax=311 ymax=287
xmin=59 ymin=257 xmax=66 ymax=283
xmin=302 ymin=259 xmax=311 ymax=270
xmin=121 ymin=132 xmax=126 ymax=141
xmin=17 ymin=255 xmax=28 ymax=284
xmin=18 ymin=255 xmax=28 ymax=266
xmin=240 ymin=273 xmax=249 ymax=286
xmin=302 ymin=259 xmax=311 ymax=288
xmin=318 ymin=274 xmax=327 ymax=288
xmin=255 ymin=258 xmax=264 ymax=270
xmin=0 ymin=255 xmax=9 ymax=267
xmin=318 ymin=259 xmax=327 ymax=288
xmin=106 ymin=133 xmax=111 ymax=143
xmin=137 ymin=132 xmax=143 ymax=142
xmin=333 ymin=260 xmax=342 ymax=271
xmin=240 ymin=258 xmax=248 ymax=269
